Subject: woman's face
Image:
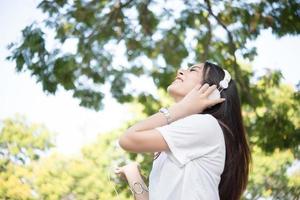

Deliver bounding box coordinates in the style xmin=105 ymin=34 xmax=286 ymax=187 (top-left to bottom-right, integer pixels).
xmin=167 ymin=63 xmax=205 ymax=102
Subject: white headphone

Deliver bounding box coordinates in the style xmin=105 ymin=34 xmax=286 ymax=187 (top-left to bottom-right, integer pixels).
xmin=208 ymin=69 xmax=231 ymax=100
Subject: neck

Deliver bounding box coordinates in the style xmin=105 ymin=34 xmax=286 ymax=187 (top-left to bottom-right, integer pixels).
xmin=173 ymin=96 xmax=183 ymax=103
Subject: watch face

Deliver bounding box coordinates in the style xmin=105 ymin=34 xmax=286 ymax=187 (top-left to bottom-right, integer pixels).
xmin=159 ymin=108 xmax=169 ymax=117
xmin=160 ymin=108 xmax=167 ymax=113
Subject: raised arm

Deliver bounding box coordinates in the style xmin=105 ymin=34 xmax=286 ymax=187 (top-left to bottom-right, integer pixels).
xmin=115 ymin=162 xmax=149 ymax=200
xmin=118 ymin=84 xmax=224 ymax=153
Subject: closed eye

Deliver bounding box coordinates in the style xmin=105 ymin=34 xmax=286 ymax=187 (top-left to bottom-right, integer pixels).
xmin=189 ymin=65 xmax=201 ymax=72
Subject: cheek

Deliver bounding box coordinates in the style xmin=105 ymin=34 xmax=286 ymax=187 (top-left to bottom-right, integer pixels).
xmin=167 ymin=80 xmax=198 ymax=96
xmin=183 ymin=79 xmax=199 ymax=92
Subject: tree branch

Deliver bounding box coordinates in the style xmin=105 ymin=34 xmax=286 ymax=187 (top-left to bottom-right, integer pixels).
xmin=204 ymin=0 xmax=254 ymax=106
xmin=202 ymin=16 xmax=212 ymax=61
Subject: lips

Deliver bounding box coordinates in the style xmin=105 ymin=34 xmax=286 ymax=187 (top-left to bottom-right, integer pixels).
xmin=175 ymin=77 xmax=184 ymax=82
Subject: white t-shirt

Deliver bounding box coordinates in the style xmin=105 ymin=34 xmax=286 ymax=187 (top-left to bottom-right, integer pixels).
xmin=149 ymin=114 xmax=226 ymax=200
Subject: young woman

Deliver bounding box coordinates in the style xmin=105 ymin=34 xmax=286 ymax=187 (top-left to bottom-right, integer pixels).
xmin=116 ymin=61 xmax=251 ymax=200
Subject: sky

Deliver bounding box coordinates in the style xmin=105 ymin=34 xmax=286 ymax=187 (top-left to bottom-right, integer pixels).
xmin=0 ymin=0 xmax=299 ymax=155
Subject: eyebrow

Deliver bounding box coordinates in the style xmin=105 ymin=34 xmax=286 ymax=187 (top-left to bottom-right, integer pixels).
xmin=188 ymin=65 xmax=202 ymax=70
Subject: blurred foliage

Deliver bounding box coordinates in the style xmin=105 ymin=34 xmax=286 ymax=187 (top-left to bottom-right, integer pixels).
xmin=244 ymin=146 xmax=300 ymax=199
xmin=0 ymin=115 xmax=55 ymax=199
xmin=243 ymin=68 xmax=300 ymax=157
xmin=7 ymin=0 xmax=300 ymax=111
xmin=3 ymin=0 xmax=300 ymax=199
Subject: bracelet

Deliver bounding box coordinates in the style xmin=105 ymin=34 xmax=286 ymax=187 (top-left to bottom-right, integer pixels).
xmin=129 ymin=182 xmax=149 ymax=195
xmin=159 ymin=107 xmax=171 ymax=124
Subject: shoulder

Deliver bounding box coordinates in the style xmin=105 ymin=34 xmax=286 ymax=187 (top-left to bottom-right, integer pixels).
xmin=166 ymin=114 xmax=221 ymax=131
xmin=175 ymin=114 xmax=222 ymax=132
xmin=181 ymin=114 xmax=218 ymax=125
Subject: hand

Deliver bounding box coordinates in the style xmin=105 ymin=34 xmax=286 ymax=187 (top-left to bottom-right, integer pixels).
xmin=115 ymin=162 xmax=140 ymax=181
xmin=178 ymin=83 xmax=225 ymax=115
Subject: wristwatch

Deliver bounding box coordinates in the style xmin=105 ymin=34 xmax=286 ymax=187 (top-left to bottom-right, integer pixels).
xmin=159 ymin=107 xmax=171 ymax=124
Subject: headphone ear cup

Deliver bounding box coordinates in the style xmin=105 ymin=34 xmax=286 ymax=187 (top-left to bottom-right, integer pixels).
xmin=208 ymin=89 xmax=221 ymax=100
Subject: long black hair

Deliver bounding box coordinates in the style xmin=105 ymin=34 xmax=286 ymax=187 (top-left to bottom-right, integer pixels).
xmin=201 ymin=61 xmax=251 ymax=200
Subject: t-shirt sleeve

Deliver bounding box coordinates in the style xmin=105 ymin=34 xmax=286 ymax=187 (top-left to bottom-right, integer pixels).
xmin=155 ymin=114 xmax=222 ymax=167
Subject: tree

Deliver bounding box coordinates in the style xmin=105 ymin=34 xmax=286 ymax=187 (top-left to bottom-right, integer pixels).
xmin=0 ymin=115 xmax=55 ymax=199
xmin=7 ymin=0 xmax=300 ymax=154
xmin=242 ymin=66 xmax=300 ymax=156
xmin=244 ymin=146 xmax=300 ymax=200
xmin=7 ymin=0 xmax=300 ymax=111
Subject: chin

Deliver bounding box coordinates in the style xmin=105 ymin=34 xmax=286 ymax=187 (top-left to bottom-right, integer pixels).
xmin=167 ymin=83 xmax=185 ymax=98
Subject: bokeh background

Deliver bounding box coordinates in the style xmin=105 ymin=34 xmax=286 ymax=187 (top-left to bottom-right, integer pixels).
xmin=1 ymin=0 xmax=300 ymax=199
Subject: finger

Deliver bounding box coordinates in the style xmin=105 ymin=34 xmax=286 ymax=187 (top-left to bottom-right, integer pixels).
xmin=203 ymin=85 xmax=217 ymax=96
xmin=210 ymin=98 xmax=226 ymax=106
xmin=199 ymin=83 xmax=209 ymax=93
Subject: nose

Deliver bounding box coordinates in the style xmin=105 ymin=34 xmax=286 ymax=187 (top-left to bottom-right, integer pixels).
xmin=177 ymin=68 xmax=184 ymax=76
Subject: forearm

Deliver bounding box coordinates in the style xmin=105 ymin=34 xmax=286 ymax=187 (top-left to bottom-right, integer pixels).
xmin=125 ymin=165 xmax=149 ymax=200
xmin=126 ymin=102 xmax=188 ymax=133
